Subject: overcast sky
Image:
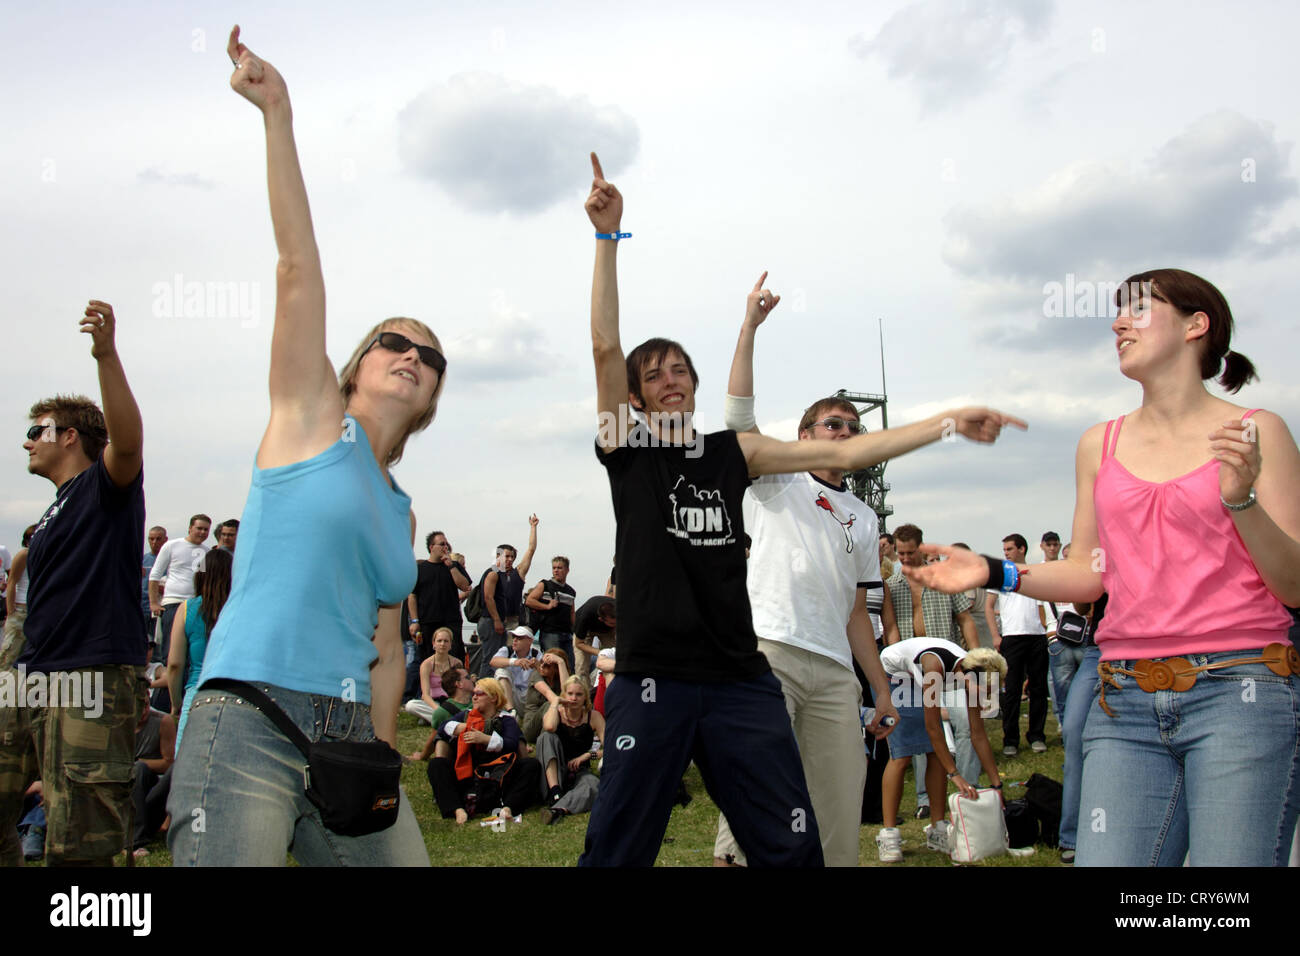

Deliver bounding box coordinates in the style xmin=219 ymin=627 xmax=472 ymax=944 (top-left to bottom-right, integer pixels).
xmin=4 ymin=0 xmax=1298 ymax=602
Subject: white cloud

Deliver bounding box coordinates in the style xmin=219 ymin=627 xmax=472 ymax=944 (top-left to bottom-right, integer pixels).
xmin=852 ymin=0 xmax=1053 ymax=112
xmin=442 ymin=289 xmax=567 ymax=384
xmin=398 ymin=72 xmax=639 ymax=215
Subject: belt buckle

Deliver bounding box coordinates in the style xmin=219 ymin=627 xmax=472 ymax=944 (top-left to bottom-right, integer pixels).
xmin=1132 ymin=657 xmax=1195 ymax=692
xmin=1262 ymin=642 xmax=1300 ymax=677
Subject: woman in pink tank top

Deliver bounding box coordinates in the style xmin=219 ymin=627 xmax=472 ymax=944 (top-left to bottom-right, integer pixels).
xmin=910 ymin=268 xmax=1300 ymax=866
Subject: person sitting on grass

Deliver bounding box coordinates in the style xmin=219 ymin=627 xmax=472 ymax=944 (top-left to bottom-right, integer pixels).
xmin=875 ymin=638 xmax=1006 ymax=862
xmin=427 ymin=678 xmax=540 ymax=825
xmin=536 ymin=677 xmax=605 ymax=825
xmin=489 ymin=626 xmax=542 ymax=713
xmin=408 ymin=665 xmax=474 ymax=762
xmin=521 ymin=650 xmax=570 ymax=743
xmin=404 ymin=627 xmax=458 ymax=725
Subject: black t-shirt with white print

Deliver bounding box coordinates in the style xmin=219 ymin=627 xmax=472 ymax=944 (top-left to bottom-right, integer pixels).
xmin=595 ymin=425 xmax=767 ymax=682
xmin=21 ymin=455 xmax=147 ymax=673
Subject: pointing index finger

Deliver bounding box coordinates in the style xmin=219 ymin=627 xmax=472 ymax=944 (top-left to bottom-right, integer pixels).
xmin=590 ymin=152 xmax=605 ymax=183
xmin=752 ymin=271 xmax=768 ymax=292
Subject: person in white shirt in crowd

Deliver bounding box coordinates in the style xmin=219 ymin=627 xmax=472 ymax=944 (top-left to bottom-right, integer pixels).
xmin=490 ymin=625 xmax=543 ymax=712
xmin=148 ymin=514 xmax=211 ymax=712
xmin=875 ymin=637 xmax=1006 ymax=861
xmin=713 ymin=275 xmax=898 ymax=867
xmin=984 ymin=533 xmax=1049 ymax=756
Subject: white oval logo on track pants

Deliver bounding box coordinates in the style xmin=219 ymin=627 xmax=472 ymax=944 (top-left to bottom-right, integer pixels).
xmin=615 ymin=735 xmax=636 ymax=751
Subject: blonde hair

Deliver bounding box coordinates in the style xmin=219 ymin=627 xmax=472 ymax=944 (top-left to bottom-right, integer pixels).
xmin=561 ymin=675 xmax=591 ymax=717
xmin=432 ymin=626 xmax=455 ymax=643
xmin=474 ymin=677 xmax=508 ymax=711
xmin=336 ymin=317 xmax=446 ymax=466
xmin=961 ymin=647 xmax=1008 ymax=680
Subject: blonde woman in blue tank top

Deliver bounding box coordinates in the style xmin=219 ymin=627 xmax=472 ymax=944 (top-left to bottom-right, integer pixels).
xmin=167 ymin=27 xmax=447 ymax=866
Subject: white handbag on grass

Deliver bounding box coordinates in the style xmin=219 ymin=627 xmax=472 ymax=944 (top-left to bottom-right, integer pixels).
xmin=947 ymin=788 xmax=1009 ymax=863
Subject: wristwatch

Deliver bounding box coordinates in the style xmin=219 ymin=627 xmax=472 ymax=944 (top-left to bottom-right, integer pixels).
xmin=1221 ymin=488 xmax=1257 ymax=512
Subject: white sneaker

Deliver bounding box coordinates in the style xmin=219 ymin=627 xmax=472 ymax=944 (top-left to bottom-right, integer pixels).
xmin=925 ymin=820 xmax=951 ymax=854
xmin=876 ymin=827 xmax=903 ymax=863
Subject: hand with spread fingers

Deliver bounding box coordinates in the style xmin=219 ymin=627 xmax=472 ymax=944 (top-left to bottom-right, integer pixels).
xmin=744 ymin=271 xmax=780 ymax=329
xmin=949 ymin=407 xmax=1029 ymax=444
xmin=901 ymin=543 xmax=988 ymax=595
xmin=80 ymin=300 xmax=118 ymax=360
xmin=227 ymin=25 xmax=289 ymax=112
xmin=1210 ymin=417 xmax=1260 ymax=506
xmin=584 ymin=152 xmax=623 ymax=234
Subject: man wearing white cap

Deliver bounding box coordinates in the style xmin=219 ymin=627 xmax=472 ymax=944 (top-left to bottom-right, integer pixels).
xmin=490 ymin=625 xmax=543 ymax=712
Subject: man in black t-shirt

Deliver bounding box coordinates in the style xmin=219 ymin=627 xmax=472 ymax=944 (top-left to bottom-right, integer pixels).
xmin=406 ymin=531 xmax=471 ymax=699
xmin=579 ymin=155 xmax=1024 ymax=867
xmin=525 ymin=556 xmax=577 ymax=668
xmin=1 ymin=300 xmax=147 ymax=867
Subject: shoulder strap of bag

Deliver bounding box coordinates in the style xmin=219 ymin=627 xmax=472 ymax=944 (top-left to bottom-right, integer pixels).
xmin=203 ymin=678 xmax=314 ymax=760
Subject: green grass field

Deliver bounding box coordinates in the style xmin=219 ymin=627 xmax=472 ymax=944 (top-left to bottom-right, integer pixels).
xmin=117 ymin=706 xmax=1067 ymax=867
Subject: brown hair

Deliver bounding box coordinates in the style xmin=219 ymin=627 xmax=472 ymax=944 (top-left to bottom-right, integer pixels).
xmin=893 ymin=523 xmax=923 ymax=545
xmin=197 ymin=547 xmax=233 ymax=635
xmin=29 ymin=395 xmax=108 ymax=461
xmin=336 ymin=317 xmax=446 ymax=466
xmin=625 ymin=338 xmax=699 ymax=411
xmin=1115 ymin=268 xmax=1257 ymax=393
xmin=797 ymin=397 xmax=860 ymax=438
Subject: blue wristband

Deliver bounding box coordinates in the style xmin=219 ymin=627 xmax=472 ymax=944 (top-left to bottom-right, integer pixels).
xmin=595 ymin=232 xmax=632 ymax=240
xmin=1001 ymin=560 xmax=1020 ymax=593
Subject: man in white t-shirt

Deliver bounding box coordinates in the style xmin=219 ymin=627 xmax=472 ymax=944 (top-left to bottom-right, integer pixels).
xmin=984 ymin=533 xmax=1048 ymax=756
xmin=716 ymin=294 xmax=899 ymax=867
xmin=147 ymin=514 xmax=211 ymax=708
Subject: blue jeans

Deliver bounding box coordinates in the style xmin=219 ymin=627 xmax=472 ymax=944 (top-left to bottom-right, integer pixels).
xmin=1076 ymin=647 xmax=1299 ymax=866
xmin=167 ymin=682 xmax=430 ymax=866
xmin=1058 ymin=644 xmax=1100 ymax=850
xmin=1047 ymin=640 xmax=1087 ymax=729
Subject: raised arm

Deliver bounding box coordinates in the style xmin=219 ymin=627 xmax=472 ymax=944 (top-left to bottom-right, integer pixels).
xmin=1211 ymin=411 xmax=1300 ymax=605
xmin=737 ymin=406 xmax=1027 ymax=478
xmin=517 ymin=515 xmax=538 ymax=580
xmin=228 ymin=26 xmax=341 ymax=461
xmin=81 ymin=302 xmax=143 ymax=488
xmin=723 ymin=272 xmax=780 ymax=434
xmin=586 ymin=152 xmax=632 ymax=453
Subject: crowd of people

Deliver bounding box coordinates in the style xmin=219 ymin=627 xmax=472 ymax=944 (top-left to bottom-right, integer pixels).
xmin=3 ymin=25 xmax=1299 ymax=868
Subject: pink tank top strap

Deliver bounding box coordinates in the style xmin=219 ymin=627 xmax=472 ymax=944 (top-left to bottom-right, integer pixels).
xmin=1101 ymin=416 xmax=1125 ymax=461
xmin=1243 ymin=408 xmax=1260 ymax=418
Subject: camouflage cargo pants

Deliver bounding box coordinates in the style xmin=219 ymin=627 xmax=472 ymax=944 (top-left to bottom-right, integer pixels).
xmin=0 ymin=664 xmax=143 ymax=865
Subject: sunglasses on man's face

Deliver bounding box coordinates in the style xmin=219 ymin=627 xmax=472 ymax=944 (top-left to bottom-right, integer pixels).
xmin=26 ymin=424 xmax=70 ymax=442
xmin=809 ymin=417 xmax=866 ymax=435
xmin=369 ymin=331 xmax=446 ymax=376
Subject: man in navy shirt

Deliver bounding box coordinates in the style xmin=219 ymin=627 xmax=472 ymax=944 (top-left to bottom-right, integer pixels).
xmin=0 ymin=299 xmax=146 ymax=867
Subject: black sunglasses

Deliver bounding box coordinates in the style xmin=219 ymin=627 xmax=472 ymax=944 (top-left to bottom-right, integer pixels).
xmin=26 ymin=424 xmax=71 ymax=442
xmin=369 ymin=331 xmax=446 ymax=376
xmin=809 ymin=416 xmax=866 ymax=435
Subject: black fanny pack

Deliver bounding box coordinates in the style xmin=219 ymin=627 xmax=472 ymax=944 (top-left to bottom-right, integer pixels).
xmin=204 ymin=678 xmax=403 ymax=837
xmin=1054 ymin=610 xmax=1090 ymax=647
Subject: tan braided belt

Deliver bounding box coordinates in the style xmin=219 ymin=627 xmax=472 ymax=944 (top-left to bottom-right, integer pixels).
xmin=1098 ymin=642 xmax=1300 ymax=717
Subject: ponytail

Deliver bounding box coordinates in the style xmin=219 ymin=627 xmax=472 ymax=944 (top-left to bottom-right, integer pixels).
xmin=1217 ymin=350 xmax=1258 ymax=394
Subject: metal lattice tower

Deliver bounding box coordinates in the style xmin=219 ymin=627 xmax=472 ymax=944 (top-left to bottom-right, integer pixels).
xmin=834 ymin=389 xmax=893 ymax=528
xmin=834 ymin=321 xmax=892 ymax=528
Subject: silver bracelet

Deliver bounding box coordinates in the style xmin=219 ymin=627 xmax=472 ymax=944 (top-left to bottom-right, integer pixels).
xmin=1221 ymin=488 xmax=1257 ymax=512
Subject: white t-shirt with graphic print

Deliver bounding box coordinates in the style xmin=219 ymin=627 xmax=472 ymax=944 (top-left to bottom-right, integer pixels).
xmin=745 ymin=472 xmax=881 ymax=672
